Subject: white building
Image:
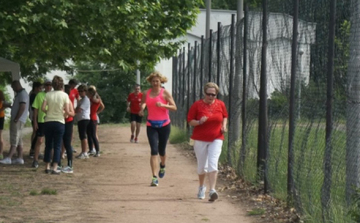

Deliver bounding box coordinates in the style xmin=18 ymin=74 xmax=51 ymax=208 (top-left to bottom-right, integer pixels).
xmin=155 ymin=9 xmax=237 ymax=93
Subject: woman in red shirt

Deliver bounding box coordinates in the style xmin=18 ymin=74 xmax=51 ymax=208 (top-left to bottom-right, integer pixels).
xmin=187 ymin=82 xmax=228 ymax=202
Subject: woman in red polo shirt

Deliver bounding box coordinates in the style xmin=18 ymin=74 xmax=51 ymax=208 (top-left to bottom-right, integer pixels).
xmin=187 ymin=82 xmax=228 ymax=202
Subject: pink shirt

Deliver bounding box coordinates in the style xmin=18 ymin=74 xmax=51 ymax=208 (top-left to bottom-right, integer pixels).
xmin=146 ymin=88 xmax=170 ymax=127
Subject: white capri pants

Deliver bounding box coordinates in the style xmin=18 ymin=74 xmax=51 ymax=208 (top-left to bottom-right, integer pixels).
xmin=193 ymin=139 xmax=223 ymax=175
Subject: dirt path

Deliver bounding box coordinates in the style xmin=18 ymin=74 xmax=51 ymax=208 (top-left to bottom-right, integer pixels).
xmin=0 ymin=124 xmax=254 ymax=223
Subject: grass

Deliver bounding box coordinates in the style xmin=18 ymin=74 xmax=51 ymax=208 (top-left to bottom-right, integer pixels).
xmin=247 ymin=208 xmax=265 ymax=216
xmin=40 ymin=188 xmax=57 ymax=195
xmin=235 ymin=119 xmax=352 ymax=223
xmin=169 ymin=125 xmax=189 ymax=144
xmin=29 ymin=190 xmax=39 ymax=196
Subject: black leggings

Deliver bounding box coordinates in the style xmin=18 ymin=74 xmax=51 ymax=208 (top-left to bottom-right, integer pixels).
xmin=146 ymin=124 xmax=171 ymax=156
xmin=87 ymin=120 xmax=99 ymax=152
xmin=63 ymin=121 xmax=73 ymax=167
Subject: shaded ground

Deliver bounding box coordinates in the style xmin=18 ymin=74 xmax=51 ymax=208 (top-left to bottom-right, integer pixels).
xmin=0 ymin=124 xmax=258 ymax=223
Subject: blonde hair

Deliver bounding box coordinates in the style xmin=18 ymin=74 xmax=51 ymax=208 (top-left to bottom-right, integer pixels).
xmin=146 ymin=71 xmax=168 ymax=84
xmin=203 ymin=82 xmax=219 ymax=95
xmin=88 ymin=85 xmax=96 ymax=91
xmin=88 ymin=85 xmax=97 ymax=97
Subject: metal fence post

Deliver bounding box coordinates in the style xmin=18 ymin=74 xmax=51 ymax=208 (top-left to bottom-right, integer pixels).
xmin=217 ymin=22 xmax=221 ymax=87
xmin=209 ymin=29 xmax=213 ymax=82
xmin=200 ymin=35 xmax=204 ymax=96
xmin=194 ymin=41 xmax=198 ymax=102
xmin=258 ymin=0 xmax=269 ymax=194
xmin=288 ymin=0 xmax=299 ymax=207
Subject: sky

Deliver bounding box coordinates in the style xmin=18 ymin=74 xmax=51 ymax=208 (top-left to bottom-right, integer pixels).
xmin=5 ymin=70 xmax=70 ymax=100
xmin=3 ymin=70 xmax=71 ymax=118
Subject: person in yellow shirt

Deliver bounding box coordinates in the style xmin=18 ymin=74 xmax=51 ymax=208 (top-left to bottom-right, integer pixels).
xmin=41 ymin=76 xmax=74 ymax=174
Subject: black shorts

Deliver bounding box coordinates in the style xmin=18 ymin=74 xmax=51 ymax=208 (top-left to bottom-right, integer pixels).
xmin=130 ymin=113 xmax=142 ymax=123
xmin=0 ymin=117 xmax=4 ymax=130
xmin=36 ymin=123 xmax=45 ymax=137
xmin=78 ymin=120 xmax=90 ymax=140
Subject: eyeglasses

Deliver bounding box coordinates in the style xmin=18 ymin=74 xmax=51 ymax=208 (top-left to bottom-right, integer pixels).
xmin=45 ymin=84 xmax=52 ymax=86
xmin=205 ymin=93 xmax=217 ymax=97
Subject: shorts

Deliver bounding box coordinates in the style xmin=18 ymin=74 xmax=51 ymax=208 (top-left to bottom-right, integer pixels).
xmin=10 ymin=121 xmax=25 ymax=147
xmin=36 ymin=123 xmax=45 ymax=137
xmin=0 ymin=117 xmax=4 ymax=130
xmin=130 ymin=113 xmax=142 ymax=123
xmin=78 ymin=120 xmax=90 ymax=140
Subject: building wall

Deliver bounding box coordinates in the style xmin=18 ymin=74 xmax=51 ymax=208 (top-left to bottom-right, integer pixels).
xmin=156 ymin=9 xmax=237 ymax=93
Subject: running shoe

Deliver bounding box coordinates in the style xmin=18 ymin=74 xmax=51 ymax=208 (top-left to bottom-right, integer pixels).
xmin=130 ymin=135 xmax=134 ymax=143
xmin=150 ymin=177 xmax=158 ymax=186
xmin=12 ymin=158 xmax=24 ymax=165
xmin=76 ymin=152 xmax=89 ymax=159
xmin=134 ymin=138 xmax=139 ymax=143
xmin=88 ymin=148 xmax=96 ymax=155
xmin=61 ymin=166 xmax=74 ymax=174
xmin=198 ymin=186 xmax=206 ymax=199
xmin=0 ymin=157 xmax=11 ymax=164
xmin=32 ymin=160 xmax=39 ymax=168
xmin=57 ymin=165 xmax=63 ymax=171
xmin=51 ymin=170 xmax=61 ymax=175
xmin=94 ymin=152 xmax=100 ymax=157
xmin=208 ymin=190 xmax=218 ymax=202
xmin=159 ymin=166 xmax=165 ymax=178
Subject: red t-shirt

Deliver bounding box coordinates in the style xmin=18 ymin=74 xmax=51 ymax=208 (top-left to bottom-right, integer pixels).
xmin=69 ymin=88 xmax=79 ymax=105
xmin=127 ymin=92 xmax=143 ymax=114
xmin=187 ymin=99 xmax=228 ymax=142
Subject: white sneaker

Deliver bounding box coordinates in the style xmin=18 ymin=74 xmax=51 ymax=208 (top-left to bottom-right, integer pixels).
xmin=12 ymin=158 xmax=24 ymax=165
xmin=94 ymin=152 xmax=100 ymax=157
xmin=61 ymin=166 xmax=74 ymax=174
xmin=0 ymin=157 xmax=12 ymax=164
xmin=208 ymin=190 xmax=218 ymax=202
xmin=76 ymin=153 xmax=89 ymax=159
xmin=89 ymin=149 xmax=96 ymax=155
xmin=197 ymin=186 xmax=206 ymax=199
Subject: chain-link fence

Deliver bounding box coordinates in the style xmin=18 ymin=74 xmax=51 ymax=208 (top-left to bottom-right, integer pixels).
xmin=171 ymin=0 xmax=359 ymax=222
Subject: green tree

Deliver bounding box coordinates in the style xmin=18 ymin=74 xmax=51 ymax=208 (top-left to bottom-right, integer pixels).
xmin=0 ymin=0 xmax=202 ymax=81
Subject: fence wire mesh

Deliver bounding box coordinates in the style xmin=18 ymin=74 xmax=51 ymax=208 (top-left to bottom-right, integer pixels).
xmin=171 ymin=0 xmax=357 ymax=222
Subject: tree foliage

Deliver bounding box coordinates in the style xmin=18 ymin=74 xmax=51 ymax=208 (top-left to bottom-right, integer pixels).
xmin=0 ymin=0 xmax=202 ymax=81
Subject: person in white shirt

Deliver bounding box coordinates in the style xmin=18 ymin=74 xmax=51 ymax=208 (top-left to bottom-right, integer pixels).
xmin=75 ymin=84 xmax=91 ymax=159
